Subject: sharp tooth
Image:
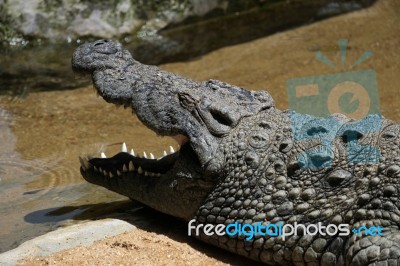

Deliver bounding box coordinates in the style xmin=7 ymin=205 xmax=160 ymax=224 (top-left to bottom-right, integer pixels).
xmin=79 ymin=156 xmax=86 ymax=169
xmin=122 ymin=142 xmax=128 ymax=152
xmin=117 ymin=170 xmax=121 ymax=176
xmin=150 ymin=153 xmax=155 ymax=159
xmin=138 ymin=166 xmax=143 ymax=174
xmin=109 ymin=172 xmax=114 ymax=178
xmin=163 ymin=150 xmax=168 ymax=156
xmin=130 ymin=149 xmax=135 ymax=156
xmin=143 ymin=152 xmax=147 ymax=158
xmin=169 ymin=146 xmax=175 ymax=154
xmin=101 ymin=152 xmax=107 ymax=158
xmin=94 ymin=166 xmax=98 ymax=172
xmin=144 ymin=171 xmax=148 ymax=176
xmin=129 ymin=161 xmax=135 ymax=171
xmin=123 ymin=164 xmax=128 ymax=172
xmin=85 ymin=159 xmax=91 ymax=169
xmin=79 ymin=156 xmax=91 ymax=169
xmin=99 ymin=167 xmax=103 ymax=173
xmin=103 ymin=170 xmax=107 ymax=176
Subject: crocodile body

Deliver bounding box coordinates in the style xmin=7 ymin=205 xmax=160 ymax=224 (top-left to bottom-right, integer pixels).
xmin=72 ymin=40 xmax=400 ymax=265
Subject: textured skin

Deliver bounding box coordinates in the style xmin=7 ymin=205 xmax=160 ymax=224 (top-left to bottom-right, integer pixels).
xmin=72 ymin=40 xmax=400 ymax=265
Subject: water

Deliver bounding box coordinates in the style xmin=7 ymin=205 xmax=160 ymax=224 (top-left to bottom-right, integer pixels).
xmin=0 ymin=0 xmax=373 ymax=95
xmin=0 ymin=89 xmax=179 ymax=252
xmin=0 ymin=0 xmax=399 ymax=255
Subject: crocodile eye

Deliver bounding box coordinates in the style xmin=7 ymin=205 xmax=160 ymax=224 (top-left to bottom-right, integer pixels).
xmin=209 ymin=109 xmax=234 ymax=127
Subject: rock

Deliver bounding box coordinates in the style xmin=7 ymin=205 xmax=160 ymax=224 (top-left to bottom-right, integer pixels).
xmin=0 ymin=0 xmax=375 ymax=95
xmin=0 ymin=219 xmax=135 ymax=266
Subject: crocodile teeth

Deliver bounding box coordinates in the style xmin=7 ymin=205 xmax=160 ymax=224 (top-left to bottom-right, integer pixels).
xmin=143 ymin=152 xmax=147 ymax=158
xmin=150 ymin=153 xmax=155 ymax=159
xmin=122 ymin=142 xmax=127 ymax=152
xmin=169 ymin=146 xmax=175 ymax=154
xmin=117 ymin=170 xmax=121 ymax=176
xmin=101 ymin=152 xmax=107 ymax=158
xmin=122 ymin=164 xmax=128 ymax=172
xmin=130 ymin=149 xmax=135 ymax=156
xmin=109 ymin=172 xmax=114 ymax=178
xmin=138 ymin=166 xmax=143 ymax=174
xmin=78 ymin=156 xmax=85 ymax=167
xmin=79 ymin=156 xmax=91 ymax=169
xmin=94 ymin=166 xmax=98 ymax=172
xmin=144 ymin=171 xmax=148 ymax=176
xmin=158 ymin=150 xmax=168 ymax=159
xmin=129 ymin=161 xmax=135 ymax=171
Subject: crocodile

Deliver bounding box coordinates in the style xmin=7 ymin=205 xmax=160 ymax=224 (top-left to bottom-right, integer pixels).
xmin=72 ymin=39 xmax=400 ymax=265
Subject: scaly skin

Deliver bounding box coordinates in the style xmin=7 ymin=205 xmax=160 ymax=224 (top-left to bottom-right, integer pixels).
xmin=72 ymin=40 xmax=400 ymax=265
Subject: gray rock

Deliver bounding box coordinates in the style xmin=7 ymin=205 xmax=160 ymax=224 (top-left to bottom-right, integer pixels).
xmin=0 ymin=219 xmax=135 ymax=266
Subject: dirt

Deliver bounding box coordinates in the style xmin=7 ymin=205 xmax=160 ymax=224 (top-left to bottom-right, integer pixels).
xmin=20 ymin=229 xmax=231 ymax=266
xmin=11 ymin=0 xmax=400 ymax=264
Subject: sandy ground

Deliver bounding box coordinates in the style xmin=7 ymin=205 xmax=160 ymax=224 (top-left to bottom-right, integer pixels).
xmin=19 ymin=208 xmax=261 ymax=266
xmin=11 ymin=0 xmax=400 ymax=264
xmin=20 ymin=229 xmax=237 ymax=266
xmin=20 ymin=229 xmax=228 ymax=266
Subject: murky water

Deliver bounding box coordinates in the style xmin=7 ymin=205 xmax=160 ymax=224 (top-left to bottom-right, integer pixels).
xmin=0 ymin=0 xmax=399 ymax=254
xmin=0 ymin=88 xmax=180 ymax=252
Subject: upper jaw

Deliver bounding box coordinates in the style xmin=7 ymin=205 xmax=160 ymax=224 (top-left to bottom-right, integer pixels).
xmin=72 ymin=40 xmax=273 ymax=177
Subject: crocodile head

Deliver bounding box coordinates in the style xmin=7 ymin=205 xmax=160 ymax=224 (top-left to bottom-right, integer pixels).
xmin=72 ymin=40 xmax=274 ymax=220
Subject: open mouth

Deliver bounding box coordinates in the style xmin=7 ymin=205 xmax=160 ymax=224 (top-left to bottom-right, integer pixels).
xmin=79 ymin=142 xmax=183 ymax=178
xmin=77 ymin=82 xmax=195 ymax=180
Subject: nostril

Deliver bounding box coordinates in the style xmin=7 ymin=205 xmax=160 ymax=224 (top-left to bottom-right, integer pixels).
xmin=94 ymin=39 xmax=108 ymax=46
